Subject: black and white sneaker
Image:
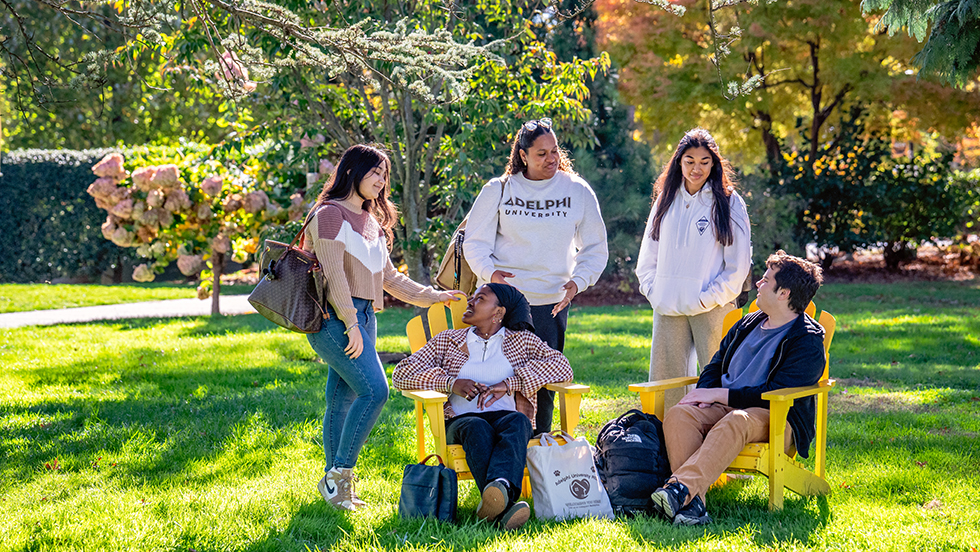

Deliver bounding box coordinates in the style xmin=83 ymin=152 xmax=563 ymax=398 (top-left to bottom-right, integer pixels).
xmin=673 ymin=495 xmax=712 ymax=526
xmin=650 ymin=480 xmax=690 ymax=522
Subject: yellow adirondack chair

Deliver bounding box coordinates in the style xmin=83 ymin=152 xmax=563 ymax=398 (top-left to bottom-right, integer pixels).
xmin=399 ymin=299 xmax=590 ymax=496
xmin=628 ymin=300 xmax=837 ymax=510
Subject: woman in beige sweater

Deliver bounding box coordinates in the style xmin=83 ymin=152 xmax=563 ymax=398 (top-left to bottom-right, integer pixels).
xmin=302 ymin=144 xmax=459 ymax=511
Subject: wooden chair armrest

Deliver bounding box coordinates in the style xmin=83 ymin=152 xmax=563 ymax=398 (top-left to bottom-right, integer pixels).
xmin=401 ymin=389 xmax=450 ymax=463
xmin=400 ymin=389 xmax=449 ymax=404
xmin=546 ymin=382 xmax=590 ymax=435
xmin=546 ymin=382 xmax=591 ymax=394
xmin=628 ymin=377 xmax=699 ymax=393
xmin=761 ymin=379 xmax=836 ymax=402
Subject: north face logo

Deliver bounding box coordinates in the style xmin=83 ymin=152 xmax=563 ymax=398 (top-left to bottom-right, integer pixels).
xmin=622 ymin=434 xmax=642 ymax=443
xmin=696 ymin=216 xmax=710 ymax=236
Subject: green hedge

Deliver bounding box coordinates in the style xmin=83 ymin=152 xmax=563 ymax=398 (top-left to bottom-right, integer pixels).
xmin=0 ymin=149 xmax=130 ymax=283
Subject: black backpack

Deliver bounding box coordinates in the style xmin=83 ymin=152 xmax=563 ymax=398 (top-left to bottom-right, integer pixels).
xmin=593 ymin=409 xmax=671 ymax=516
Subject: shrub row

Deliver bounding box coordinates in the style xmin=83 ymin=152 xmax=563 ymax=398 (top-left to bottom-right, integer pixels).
xmin=0 ymin=149 xmax=131 ymax=283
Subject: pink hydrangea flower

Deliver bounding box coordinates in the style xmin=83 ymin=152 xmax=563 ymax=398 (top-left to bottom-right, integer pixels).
xmin=152 ymin=164 xmax=180 ymax=188
xmin=131 ymin=200 xmax=146 ymax=221
xmin=146 ymin=189 xmax=165 ymax=208
xmin=319 ymin=159 xmax=335 ymax=175
xmin=132 ymin=264 xmax=155 ymax=283
xmin=111 ymin=227 xmax=134 ymax=247
xmin=138 ymin=208 xmax=159 ymax=227
xmin=201 ymin=175 xmax=223 ymax=197
xmin=177 ymin=254 xmax=204 ymax=276
xmin=212 ymin=234 xmax=231 ymax=254
xmin=158 ymin=210 xmax=175 ymax=228
xmin=243 ymin=190 xmax=269 ymax=214
xmin=101 ymin=217 xmax=117 ymax=240
xmin=164 ymin=189 xmax=191 ymax=213
xmin=218 ymin=51 xmax=257 ymax=92
xmin=110 ymin=198 xmax=134 ymax=219
xmin=196 ymin=203 xmax=213 ymax=220
xmin=87 ymin=177 xmax=119 ymax=200
xmin=136 ymin=225 xmax=157 ymax=243
xmin=223 ymin=193 xmax=243 ymax=212
xmin=108 ymin=186 xmax=132 ymax=205
xmin=92 ymin=153 xmax=128 ymax=180
xmin=131 ymin=166 xmax=158 ymax=191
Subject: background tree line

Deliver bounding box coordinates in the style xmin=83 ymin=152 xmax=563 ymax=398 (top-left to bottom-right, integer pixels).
xmin=1 ymin=0 xmax=978 ymax=287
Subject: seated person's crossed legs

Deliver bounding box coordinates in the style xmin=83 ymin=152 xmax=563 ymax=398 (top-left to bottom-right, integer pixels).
xmin=446 ymin=410 xmax=533 ymax=527
xmin=657 ymin=403 xmax=795 ymax=525
xmin=651 ymin=250 xmax=826 ymax=526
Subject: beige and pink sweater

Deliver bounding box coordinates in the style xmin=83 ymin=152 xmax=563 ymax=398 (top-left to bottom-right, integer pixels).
xmin=303 ymin=202 xmax=442 ymax=329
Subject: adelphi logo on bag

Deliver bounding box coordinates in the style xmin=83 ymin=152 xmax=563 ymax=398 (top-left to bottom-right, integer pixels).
xmin=569 ymin=479 xmax=590 ymax=500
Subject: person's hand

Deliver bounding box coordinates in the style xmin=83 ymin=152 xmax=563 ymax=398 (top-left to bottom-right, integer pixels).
xmin=551 ymin=280 xmax=579 ymax=317
xmin=478 ymin=381 xmax=508 ymax=410
xmin=344 ymin=326 xmax=364 ymax=359
xmin=490 ymin=270 xmax=515 ymax=284
xmin=438 ymin=290 xmax=466 ymax=307
xmin=678 ymin=388 xmax=728 ymax=408
xmin=452 ymin=378 xmax=485 ymax=401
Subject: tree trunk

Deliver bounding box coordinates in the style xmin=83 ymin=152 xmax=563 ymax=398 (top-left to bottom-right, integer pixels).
xmin=883 ymin=241 xmax=917 ymax=272
xmin=211 ymin=251 xmax=224 ymax=316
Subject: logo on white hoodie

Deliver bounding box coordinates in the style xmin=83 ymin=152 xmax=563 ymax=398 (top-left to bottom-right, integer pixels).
xmin=696 ymin=216 xmax=710 ymax=236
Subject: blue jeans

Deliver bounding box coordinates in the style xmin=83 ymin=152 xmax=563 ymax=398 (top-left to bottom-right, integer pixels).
xmin=307 ymin=298 xmax=387 ymax=471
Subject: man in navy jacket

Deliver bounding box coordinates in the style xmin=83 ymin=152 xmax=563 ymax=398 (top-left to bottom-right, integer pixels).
xmin=650 ymin=250 xmax=826 ymax=525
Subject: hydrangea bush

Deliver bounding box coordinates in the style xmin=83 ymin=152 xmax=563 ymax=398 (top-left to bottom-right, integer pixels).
xmin=87 ymin=144 xmax=322 ymax=311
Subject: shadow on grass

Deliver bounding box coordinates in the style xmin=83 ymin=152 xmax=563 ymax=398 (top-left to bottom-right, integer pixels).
xmin=1 ymin=343 xmax=328 ymax=484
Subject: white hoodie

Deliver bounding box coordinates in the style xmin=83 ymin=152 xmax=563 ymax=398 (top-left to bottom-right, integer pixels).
xmin=635 ymin=185 xmax=751 ymax=316
xmin=463 ymin=171 xmax=608 ymax=306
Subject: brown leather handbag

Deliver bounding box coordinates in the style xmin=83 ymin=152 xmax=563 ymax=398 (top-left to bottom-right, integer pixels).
xmin=434 ymin=179 xmax=506 ymax=294
xmin=248 ymin=208 xmax=328 ymax=333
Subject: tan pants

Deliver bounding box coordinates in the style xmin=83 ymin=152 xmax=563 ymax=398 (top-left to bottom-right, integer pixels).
xmin=649 ymin=304 xmax=734 ymax=409
xmin=663 ymin=403 xmax=794 ymax=505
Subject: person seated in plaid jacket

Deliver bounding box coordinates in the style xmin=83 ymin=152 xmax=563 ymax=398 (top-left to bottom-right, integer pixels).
xmin=393 ymin=283 xmax=572 ymax=530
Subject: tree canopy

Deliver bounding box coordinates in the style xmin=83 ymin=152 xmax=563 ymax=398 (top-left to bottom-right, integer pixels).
xmin=862 ymin=0 xmax=980 ymax=86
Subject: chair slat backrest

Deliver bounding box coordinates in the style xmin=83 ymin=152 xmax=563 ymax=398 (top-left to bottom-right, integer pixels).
xmin=406 ymin=299 xmax=471 ymax=354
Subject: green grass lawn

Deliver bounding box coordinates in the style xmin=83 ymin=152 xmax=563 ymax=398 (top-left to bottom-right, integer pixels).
xmin=1 ymin=281 xmax=978 ymax=551
xmin=0 ymin=283 xmax=255 ymax=313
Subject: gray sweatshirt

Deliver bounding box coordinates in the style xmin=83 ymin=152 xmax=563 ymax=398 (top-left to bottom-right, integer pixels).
xmin=463 ymin=171 xmax=608 ymax=306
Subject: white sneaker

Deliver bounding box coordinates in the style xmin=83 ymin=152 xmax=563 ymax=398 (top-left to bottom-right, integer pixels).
xmin=318 ymin=467 xmax=356 ymax=511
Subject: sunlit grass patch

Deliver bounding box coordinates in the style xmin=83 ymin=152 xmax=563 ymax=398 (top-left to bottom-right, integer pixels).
xmin=2 ymin=283 xmax=980 ymax=550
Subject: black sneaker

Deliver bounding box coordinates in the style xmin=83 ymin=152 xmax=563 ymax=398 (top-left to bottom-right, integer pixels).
xmin=673 ymin=495 xmax=712 ymax=526
xmin=650 ymin=480 xmax=690 ymax=522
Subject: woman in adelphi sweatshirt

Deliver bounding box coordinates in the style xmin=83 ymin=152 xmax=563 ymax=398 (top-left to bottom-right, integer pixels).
xmin=463 ymin=117 xmax=608 ymax=433
xmin=635 ymin=128 xmax=751 ymax=409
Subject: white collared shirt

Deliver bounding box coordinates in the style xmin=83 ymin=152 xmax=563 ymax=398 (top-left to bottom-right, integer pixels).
xmin=448 ymin=327 xmax=517 ymax=415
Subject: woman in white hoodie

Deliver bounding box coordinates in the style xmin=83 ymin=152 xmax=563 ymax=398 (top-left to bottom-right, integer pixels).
xmin=463 ymin=118 xmax=608 ymax=433
xmin=635 ymin=128 xmax=751 ymax=408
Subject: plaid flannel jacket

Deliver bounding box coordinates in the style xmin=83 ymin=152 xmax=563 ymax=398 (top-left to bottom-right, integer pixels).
xmin=392 ymin=327 xmax=572 ymax=420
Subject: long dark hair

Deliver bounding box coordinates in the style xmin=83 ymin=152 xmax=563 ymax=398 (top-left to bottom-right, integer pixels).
xmin=503 ymin=119 xmax=576 ymax=177
xmin=649 ymin=128 xmax=736 ymax=246
xmin=315 ymin=144 xmax=398 ymax=248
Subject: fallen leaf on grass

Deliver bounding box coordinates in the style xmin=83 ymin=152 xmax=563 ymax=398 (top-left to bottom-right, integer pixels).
xmin=915 ymin=461 xmax=927 ymax=467
xmin=839 ymin=482 xmax=851 ymax=489
xmin=922 ymin=499 xmax=942 ymax=510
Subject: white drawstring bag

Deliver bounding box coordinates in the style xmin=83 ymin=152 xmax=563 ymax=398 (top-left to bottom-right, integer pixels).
xmin=525 ymin=431 xmax=614 ymax=521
